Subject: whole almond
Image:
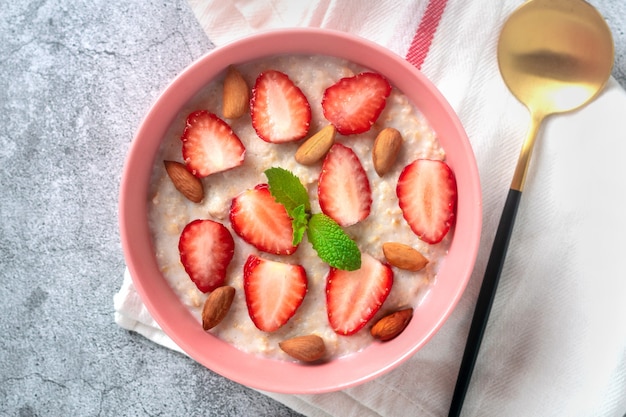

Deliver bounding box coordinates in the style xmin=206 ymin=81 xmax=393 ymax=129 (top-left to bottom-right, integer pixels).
xmin=370 ymin=308 xmax=413 ymax=341
xmin=294 ymin=124 xmax=336 ymax=165
xmin=279 ymin=334 xmax=326 ymax=362
xmin=372 ymin=127 xmax=403 ymax=176
xmin=202 ymin=286 xmax=236 ymax=330
xmin=222 ymin=65 xmax=249 ymax=119
xmin=382 ymin=242 xmax=429 ymax=271
xmin=164 ymin=160 xmax=204 ymax=203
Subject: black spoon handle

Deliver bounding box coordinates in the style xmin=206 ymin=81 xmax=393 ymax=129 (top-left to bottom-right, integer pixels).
xmin=448 ymin=188 xmax=522 ymax=417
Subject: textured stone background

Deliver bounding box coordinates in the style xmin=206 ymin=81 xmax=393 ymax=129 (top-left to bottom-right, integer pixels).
xmin=0 ymin=1 xmax=623 ymax=416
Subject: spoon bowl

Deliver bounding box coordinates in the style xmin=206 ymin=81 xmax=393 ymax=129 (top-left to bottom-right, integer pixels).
xmin=449 ymin=1 xmax=614 ymax=415
xmin=498 ymin=0 xmax=614 ymax=118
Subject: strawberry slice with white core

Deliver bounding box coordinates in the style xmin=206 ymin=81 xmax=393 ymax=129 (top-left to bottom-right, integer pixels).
xmin=326 ymin=253 xmax=393 ymax=336
xmin=181 ymin=110 xmax=245 ymax=178
xmin=178 ymin=219 xmax=235 ymax=293
xmin=250 ymin=70 xmax=311 ymax=143
xmin=244 ymin=254 xmax=308 ymax=332
xmin=322 ymin=72 xmax=391 ymax=135
xmin=397 ymin=159 xmax=458 ymax=244
xmin=230 ymin=184 xmax=298 ymax=255
xmin=318 ymin=143 xmax=372 ymax=226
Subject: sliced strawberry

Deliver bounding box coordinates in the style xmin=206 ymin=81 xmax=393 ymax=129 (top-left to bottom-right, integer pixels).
xmin=326 ymin=253 xmax=393 ymax=336
xmin=318 ymin=143 xmax=372 ymax=226
xmin=229 ymin=184 xmax=298 ymax=255
xmin=244 ymin=254 xmax=308 ymax=332
xmin=250 ymin=70 xmax=311 ymax=143
xmin=178 ymin=219 xmax=235 ymax=293
xmin=397 ymin=159 xmax=457 ymax=244
xmin=322 ymin=72 xmax=391 ymax=135
xmin=181 ymin=110 xmax=245 ymax=178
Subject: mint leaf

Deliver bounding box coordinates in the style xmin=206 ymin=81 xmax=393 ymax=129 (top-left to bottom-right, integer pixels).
xmin=265 ymin=167 xmax=311 ymax=214
xmin=308 ymin=213 xmax=361 ymax=271
xmin=290 ymin=204 xmax=308 ymax=246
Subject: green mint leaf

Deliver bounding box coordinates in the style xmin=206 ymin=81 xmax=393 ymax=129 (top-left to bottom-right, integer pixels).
xmin=265 ymin=167 xmax=311 ymax=215
xmin=291 ymin=204 xmax=308 ymax=246
xmin=307 ymin=213 xmax=361 ymax=271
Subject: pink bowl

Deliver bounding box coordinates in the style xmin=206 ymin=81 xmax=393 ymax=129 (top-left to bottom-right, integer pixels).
xmin=119 ymin=28 xmax=482 ymax=394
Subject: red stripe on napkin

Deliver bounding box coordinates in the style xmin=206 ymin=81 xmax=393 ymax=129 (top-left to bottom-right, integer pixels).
xmin=406 ymin=0 xmax=448 ymax=69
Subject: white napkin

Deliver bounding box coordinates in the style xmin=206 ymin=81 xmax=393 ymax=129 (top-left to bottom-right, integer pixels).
xmin=115 ymin=0 xmax=626 ymax=415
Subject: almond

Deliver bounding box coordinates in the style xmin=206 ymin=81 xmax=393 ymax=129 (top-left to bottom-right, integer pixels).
xmin=382 ymin=242 xmax=429 ymax=271
xmin=202 ymin=285 xmax=235 ymax=330
xmin=370 ymin=308 xmax=413 ymax=341
xmin=294 ymin=124 xmax=336 ymax=165
xmin=164 ymin=160 xmax=204 ymax=203
xmin=372 ymin=127 xmax=403 ymax=176
xmin=222 ymin=65 xmax=249 ymax=119
xmin=279 ymin=334 xmax=326 ymax=362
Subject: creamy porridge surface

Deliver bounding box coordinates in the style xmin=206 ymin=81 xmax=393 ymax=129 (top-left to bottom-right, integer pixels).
xmin=148 ymin=54 xmax=452 ymax=360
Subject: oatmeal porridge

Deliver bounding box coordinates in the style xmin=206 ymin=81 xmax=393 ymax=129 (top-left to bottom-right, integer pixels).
xmin=147 ymin=54 xmax=455 ymax=361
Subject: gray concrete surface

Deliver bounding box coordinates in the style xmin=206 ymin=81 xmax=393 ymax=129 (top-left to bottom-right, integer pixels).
xmin=0 ymin=0 xmax=624 ymax=416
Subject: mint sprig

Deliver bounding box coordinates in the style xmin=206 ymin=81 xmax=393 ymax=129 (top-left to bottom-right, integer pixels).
xmin=264 ymin=167 xmax=361 ymax=271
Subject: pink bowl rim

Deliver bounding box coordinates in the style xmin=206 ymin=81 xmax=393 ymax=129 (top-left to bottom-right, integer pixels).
xmin=119 ymin=27 xmax=482 ymax=394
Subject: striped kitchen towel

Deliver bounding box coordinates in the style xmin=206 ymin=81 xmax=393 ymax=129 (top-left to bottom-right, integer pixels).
xmin=116 ymin=1 xmax=626 ymax=415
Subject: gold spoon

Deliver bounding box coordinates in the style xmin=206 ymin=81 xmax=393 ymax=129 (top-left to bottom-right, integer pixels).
xmin=448 ymin=0 xmax=614 ymax=415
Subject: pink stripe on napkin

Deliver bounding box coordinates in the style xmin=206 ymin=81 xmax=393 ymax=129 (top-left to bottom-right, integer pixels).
xmin=406 ymin=0 xmax=447 ymax=69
